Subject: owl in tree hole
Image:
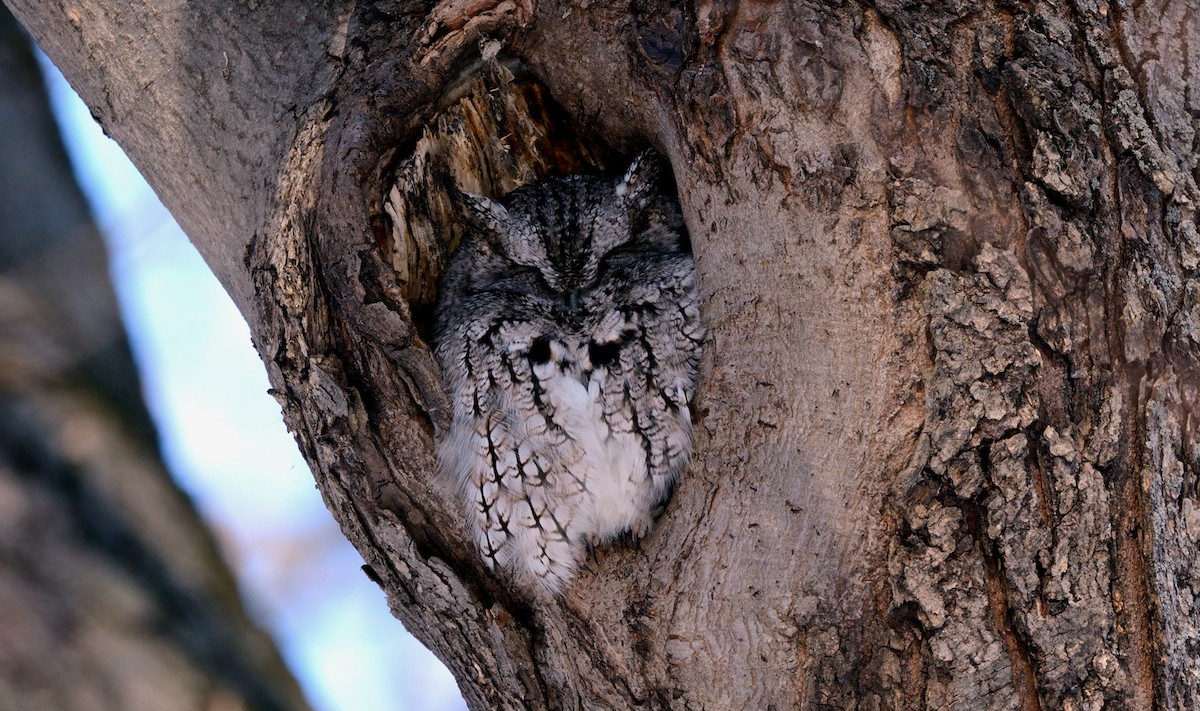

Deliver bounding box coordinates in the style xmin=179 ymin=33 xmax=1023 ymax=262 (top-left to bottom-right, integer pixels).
xmin=432 ymin=151 xmax=704 ymax=594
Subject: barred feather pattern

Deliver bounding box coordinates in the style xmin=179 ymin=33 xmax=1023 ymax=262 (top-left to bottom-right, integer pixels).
xmin=432 ymin=153 xmax=703 ymax=594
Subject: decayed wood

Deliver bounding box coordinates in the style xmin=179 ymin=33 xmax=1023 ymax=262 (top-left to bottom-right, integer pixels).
xmin=9 ymin=0 xmax=1199 ymax=708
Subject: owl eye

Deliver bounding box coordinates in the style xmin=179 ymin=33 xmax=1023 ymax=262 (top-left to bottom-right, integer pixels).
xmin=458 ymin=191 xmax=551 ymax=272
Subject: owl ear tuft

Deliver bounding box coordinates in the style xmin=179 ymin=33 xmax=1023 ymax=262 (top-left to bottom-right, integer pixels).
xmin=460 ymin=191 xmax=512 ymax=237
xmin=615 ymin=149 xmax=665 ymax=206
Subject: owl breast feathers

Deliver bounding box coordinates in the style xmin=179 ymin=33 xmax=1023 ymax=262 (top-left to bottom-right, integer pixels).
xmin=432 ymin=151 xmax=704 ymax=594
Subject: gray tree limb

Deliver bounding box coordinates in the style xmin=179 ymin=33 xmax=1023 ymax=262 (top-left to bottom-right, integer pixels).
xmin=0 ymin=6 xmax=313 ymax=709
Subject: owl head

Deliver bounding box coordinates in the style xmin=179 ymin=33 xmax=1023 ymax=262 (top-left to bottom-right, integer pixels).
xmin=460 ymin=151 xmax=675 ymax=292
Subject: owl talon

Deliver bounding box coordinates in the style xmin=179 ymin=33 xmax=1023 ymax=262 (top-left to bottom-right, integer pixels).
xmin=629 ymin=514 xmax=654 ymax=541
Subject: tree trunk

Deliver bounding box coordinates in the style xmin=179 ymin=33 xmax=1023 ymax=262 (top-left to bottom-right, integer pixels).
xmin=0 ymin=7 xmax=313 ymax=711
xmin=8 ymin=0 xmax=1197 ymax=708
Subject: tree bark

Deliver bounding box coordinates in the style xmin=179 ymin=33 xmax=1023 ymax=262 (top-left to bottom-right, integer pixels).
xmin=8 ymin=0 xmax=1198 ymax=708
xmin=0 ymin=7 xmax=313 ymax=711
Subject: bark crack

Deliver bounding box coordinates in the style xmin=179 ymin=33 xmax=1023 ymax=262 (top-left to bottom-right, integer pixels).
xmin=962 ymin=475 xmax=1044 ymax=711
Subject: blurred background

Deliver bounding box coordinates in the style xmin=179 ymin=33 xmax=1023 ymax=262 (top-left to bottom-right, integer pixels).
xmin=0 ymin=9 xmax=464 ymax=711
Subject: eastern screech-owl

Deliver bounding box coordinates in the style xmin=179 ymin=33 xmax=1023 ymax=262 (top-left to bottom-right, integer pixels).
xmin=432 ymin=151 xmax=704 ymax=594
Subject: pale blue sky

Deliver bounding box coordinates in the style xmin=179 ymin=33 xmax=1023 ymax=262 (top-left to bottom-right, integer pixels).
xmin=37 ymin=53 xmax=465 ymax=711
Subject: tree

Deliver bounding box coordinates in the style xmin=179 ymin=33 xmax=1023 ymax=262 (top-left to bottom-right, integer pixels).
xmin=0 ymin=6 xmax=312 ymax=710
xmin=7 ymin=0 xmax=1197 ymax=708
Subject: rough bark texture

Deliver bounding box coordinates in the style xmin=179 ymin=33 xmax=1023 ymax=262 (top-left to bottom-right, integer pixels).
xmin=0 ymin=8 xmax=313 ymax=711
xmin=9 ymin=0 xmax=1199 ymax=708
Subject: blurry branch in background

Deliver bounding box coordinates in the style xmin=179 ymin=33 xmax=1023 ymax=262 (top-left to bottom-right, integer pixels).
xmin=0 ymin=7 xmax=312 ymax=711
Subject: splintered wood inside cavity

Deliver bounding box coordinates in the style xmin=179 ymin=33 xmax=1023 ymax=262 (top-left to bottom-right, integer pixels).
xmin=382 ymin=61 xmax=603 ymax=308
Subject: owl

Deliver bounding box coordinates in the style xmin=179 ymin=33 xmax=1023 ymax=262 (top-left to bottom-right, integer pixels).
xmin=432 ymin=151 xmax=704 ymax=594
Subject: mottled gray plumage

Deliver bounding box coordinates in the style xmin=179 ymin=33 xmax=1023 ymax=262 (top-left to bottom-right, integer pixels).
xmin=432 ymin=152 xmax=703 ymax=593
